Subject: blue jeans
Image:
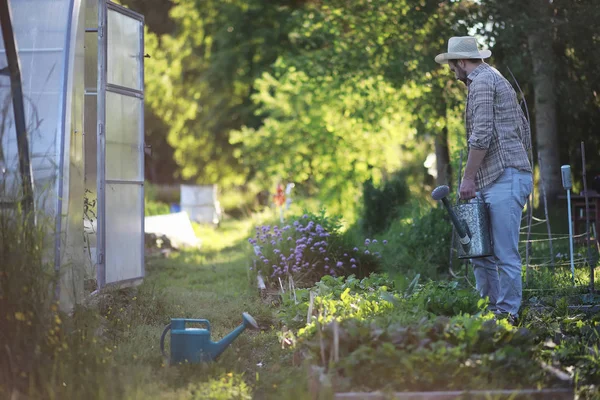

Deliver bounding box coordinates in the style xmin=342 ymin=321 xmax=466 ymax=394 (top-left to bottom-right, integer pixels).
xmin=471 ymin=167 xmax=533 ymax=316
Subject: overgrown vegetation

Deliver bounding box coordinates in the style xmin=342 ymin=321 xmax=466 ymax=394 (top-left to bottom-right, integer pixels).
xmin=360 ymin=171 xmax=410 ymax=235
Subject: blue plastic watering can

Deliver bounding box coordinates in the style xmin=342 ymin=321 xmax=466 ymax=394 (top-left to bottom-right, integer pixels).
xmin=160 ymin=312 xmax=259 ymax=364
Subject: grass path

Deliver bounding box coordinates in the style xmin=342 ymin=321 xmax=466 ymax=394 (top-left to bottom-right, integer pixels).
xmin=114 ymin=217 xmax=307 ymax=399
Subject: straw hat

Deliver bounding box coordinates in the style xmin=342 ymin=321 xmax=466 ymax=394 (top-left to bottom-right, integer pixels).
xmin=435 ymin=36 xmax=492 ymax=64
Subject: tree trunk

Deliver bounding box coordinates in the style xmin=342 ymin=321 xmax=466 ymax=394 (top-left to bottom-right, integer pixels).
xmin=528 ymin=15 xmax=561 ymax=203
xmin=435 ymin=126 xmax=452 ymax=188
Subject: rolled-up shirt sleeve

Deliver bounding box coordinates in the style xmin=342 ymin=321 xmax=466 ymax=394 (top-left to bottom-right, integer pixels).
xmin=467 ymin=78 xmax=494 ymax=150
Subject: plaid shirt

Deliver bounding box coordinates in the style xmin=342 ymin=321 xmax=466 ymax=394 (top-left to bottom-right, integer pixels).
xmin=466 ymin=63 xmax=532 ymax=189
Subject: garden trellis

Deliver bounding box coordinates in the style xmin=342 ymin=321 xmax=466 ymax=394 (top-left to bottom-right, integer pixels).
xmin=0 ymin=0 xmax=145 ymax=311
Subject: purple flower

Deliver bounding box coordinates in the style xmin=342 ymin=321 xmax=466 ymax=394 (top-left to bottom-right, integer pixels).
xmin=351 ymin=264 xmax=357 ymax=268
xmin=350 ymin=258 xmax=356 ymax=263
xmin=365 ymin=238 xmax=371 ymax=245
xmin=372 ymin=239 xmax=378 ymax=244
xmin=302 ymin=214 xmax=308 ymax=219
xmin=343 ymin=253 xmax=348 ymax=257
xmin=324 ymin=257 xmax=329 ymax=262
xmin=336 ymin=261 xmax=343 ymax=267
xmin=364 ymin=250 xmax=370 ymax=255
xmin=353 ymin=247 xmax=359 ymax=252
xmin=383 ymin=240 xmax=388 ymax=245
xmin=287 ymin=237 xmax=292 ymax=241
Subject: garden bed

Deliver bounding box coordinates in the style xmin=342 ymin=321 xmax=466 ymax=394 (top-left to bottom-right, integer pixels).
xmin=270 ymin=273 xmax=598 ymax=399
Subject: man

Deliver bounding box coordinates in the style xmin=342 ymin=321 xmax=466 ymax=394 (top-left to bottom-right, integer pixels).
xmin=435 ymin=36 xmax=533 ymax=322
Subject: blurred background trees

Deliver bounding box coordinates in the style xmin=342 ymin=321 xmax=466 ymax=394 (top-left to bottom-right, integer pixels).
xmin=123 ymin=0 xmax=600 ymax=217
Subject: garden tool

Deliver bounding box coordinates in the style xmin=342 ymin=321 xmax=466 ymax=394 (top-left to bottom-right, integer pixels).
xmin=160 ymin=312 xmax=259 ymax=364
xmin=431 ymin=185 xmax=493 ymax=259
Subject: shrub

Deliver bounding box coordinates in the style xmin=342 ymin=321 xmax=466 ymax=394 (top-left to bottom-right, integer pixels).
xmin=145 ymin=199 xmax=170 ymax=216
xmin=361 ymin=172 xmax=410 ymax=235
xmin=248 ymin=209 xmax=384 ymax=287
xmin=381 ymin=204 xmax=453 ymax=279
xmin=0 ymin=209 xmax=127 ymax=399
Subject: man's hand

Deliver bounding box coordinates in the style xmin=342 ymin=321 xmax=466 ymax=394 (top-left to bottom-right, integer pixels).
xmin=459 ymin=177 xmax=477 ymax=200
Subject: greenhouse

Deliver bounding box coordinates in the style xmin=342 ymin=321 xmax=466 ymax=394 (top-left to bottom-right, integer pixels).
xmin=0 ymin=0 xmax=145 ymax=310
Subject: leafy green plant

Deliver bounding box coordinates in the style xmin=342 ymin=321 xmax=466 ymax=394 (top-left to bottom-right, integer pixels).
xmin=380 ymin=204 xmax=453 ymax=279
xmin=145 ymin=199 xmax=170 ymax=216
xmin=304 ymin=314 xmax=548 ymax=392
xmin=414 ymin=281 xmax=487 ymax=317
xmin=361 ymin=171 xmax=410 ymax=235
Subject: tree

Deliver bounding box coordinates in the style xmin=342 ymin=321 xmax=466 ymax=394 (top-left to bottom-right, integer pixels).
xmin=144 ymin=0 xmax=302 ymax=185
xmin=230 ymin=68 xmax=419 ymax=216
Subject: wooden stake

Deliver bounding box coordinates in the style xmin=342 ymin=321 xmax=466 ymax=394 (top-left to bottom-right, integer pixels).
xmin=307 ymin=291 xmax=315 ymax=325
xmin=525 ymin=195 xmax=533 ymax=285
xmin=333 ymin=320 xmax=339 ymax=363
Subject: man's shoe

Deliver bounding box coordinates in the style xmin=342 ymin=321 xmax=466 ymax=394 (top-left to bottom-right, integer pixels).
xmin=493 ymin=311 xmax=517 ymax=326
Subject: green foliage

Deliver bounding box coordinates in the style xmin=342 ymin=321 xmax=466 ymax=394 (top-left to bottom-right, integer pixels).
xmin=0 ymin=210 xmax=129 ymax=399
xmin=144 ymin=181 xmax=171 ymax=216
xmin=144 ymin=0 xmax=301 ymax=185
xmin=231 ymin=70 xmax=416 ymax=217
xmin=281 ymin=273 xmax=548 ymax=392
xmin=145 ymin=200 xmax=170 ymax=216
xmin=379 ymin=203 xmax=453 ymax=279
xmin=180 ymin=374 xmax=252 ymax=400
xmin=415 ymin=281 xmax=487 ymax=317
xmin=360 ymin=171 xmax=410 ymax=235
xmin=278 ymin=273 xmax=400 ymax=332
xmin=311 ymin=315 xmax=545 ymax=392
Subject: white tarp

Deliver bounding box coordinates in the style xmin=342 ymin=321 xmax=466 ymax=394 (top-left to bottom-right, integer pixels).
xmin=144 ymin=211 xmax=201 ymax=248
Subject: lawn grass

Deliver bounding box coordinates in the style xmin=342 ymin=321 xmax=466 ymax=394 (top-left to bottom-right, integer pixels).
xmin=106 ymin=213 xmax=308 ymax=399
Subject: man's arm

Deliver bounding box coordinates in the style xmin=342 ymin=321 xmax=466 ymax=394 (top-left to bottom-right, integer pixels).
xmin=460 ymin=149 xmax=487 ymax=200
xmin=460 ymin=77 xmax=494 ymax=199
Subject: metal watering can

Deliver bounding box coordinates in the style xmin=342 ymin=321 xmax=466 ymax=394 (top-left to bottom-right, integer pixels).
xmin=160 ymin=312 xmax=259 ymax=364
xmin=431 ymin=185 xmax=493 ymax=259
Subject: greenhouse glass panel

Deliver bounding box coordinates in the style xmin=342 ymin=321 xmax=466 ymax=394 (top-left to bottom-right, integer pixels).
xmin=105 ymin=182 xmax=143 ymax=284
xmin=105 ymin=91 xmax=142 ymax=181
xmin=84 ymin=32 xmax=97 ymax=91
xmin=0 ymin=0 xmax=71 ymax=217
xmin=107 ymin=9 xmax=141 ymax=90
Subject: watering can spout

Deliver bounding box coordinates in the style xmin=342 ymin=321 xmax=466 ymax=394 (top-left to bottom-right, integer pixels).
xmin=211 ymin=312 xmax=259 ymax=359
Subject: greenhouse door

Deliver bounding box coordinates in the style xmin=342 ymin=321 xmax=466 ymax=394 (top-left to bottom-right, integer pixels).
xmin=96 ymin=0 xmax=144 ymax=288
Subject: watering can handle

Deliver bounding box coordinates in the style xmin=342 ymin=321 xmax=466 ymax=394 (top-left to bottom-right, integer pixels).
xmin=160 ymin=323 xmax=171 ymax=359
xmin=185 ymin=319 xmax=211 ymax=331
